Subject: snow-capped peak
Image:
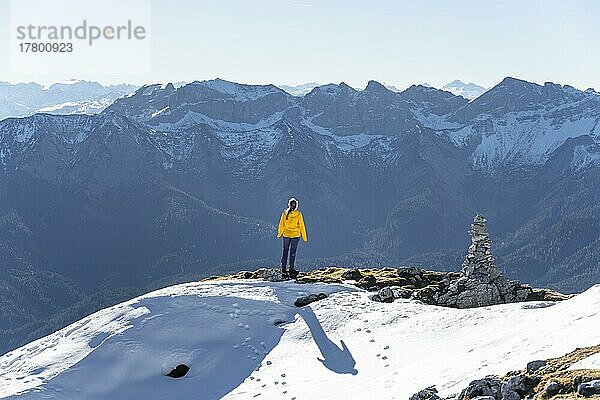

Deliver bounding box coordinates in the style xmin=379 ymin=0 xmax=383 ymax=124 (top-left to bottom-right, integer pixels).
xmin=442 ymin=79 xmax=487 ymax=100
xmin=277 ymin=82 xmax=321 ymax=97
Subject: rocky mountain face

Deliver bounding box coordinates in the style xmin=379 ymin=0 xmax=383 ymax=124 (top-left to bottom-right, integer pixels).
xmin=0 ymin=80 xmax=137 ymax=120
xmin=0 ymin=76 xmax=599 ymax=354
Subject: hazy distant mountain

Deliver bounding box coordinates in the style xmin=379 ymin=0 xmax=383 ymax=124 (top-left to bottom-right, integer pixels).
xmin=442 ymin=79 xmax=487 ymax=100
xmin=0 ymin=79 xmax=137 ymax=120
xmin=1 ymin=76 xmax=599 ymax=354
xmin=278 ymin=82 xmax=320 ymax=96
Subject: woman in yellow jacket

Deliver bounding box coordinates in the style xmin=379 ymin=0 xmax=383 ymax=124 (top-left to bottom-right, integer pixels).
xmin=277 ymin=197 xmax=307 ymax=277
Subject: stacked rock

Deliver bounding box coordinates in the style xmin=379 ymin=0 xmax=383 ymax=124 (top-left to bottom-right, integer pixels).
xmin=436 ymin=213 xmax=533 ymax=308
xmin=461 ymin=213 xmax=502 ymax=283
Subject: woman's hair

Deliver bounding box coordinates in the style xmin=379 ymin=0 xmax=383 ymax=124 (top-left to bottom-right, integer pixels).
xmin=286 ymin=198 xmax=298 ymax=219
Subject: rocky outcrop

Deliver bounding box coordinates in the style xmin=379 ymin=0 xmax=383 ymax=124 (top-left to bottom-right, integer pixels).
xmin=340 ymin=268 xmax=363 ymax=281
xmin=410 ymin=345 xmax=600 ymax=400
xmin=409 ymin=386 xmax=442 ymax=400
xmin=456 ymin=376 xmax=503 ymax=400
xmin=526 ymin=360 xmax=546 ymax=373
xmin=209 ymin=268 xmax=291 ymax=282
xmin=578 ymin=380 xmax=600 ymax=397
xmin=294 ymin=293 xmax=328 ymax=307
xmin=370 ymin=214 xmax=538 ymax=308
xmin=207 ymin=217 xmax=567 ymax=309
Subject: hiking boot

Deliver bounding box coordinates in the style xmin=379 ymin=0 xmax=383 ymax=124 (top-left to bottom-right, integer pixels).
xmin=281 ymin=266 xmax=288 ymax=276
xmin=289 ymin=268 xmax=299 ymax=279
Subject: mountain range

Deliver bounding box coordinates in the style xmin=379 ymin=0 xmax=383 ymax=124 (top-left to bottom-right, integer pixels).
xmin=0 ymin=80 xmax=137 ymax=120
xmin=278 ymin=80 xmax=486 ymax=99
xmin=0 ymin=76 xmax=599 ymax=354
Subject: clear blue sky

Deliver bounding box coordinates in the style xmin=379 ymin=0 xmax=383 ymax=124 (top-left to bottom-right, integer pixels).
xmin=1 ymin=0 xmax=599 ymax=90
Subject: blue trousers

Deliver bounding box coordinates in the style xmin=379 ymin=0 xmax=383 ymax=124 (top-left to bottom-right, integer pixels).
xmin=281 ymin=236 xmax=300 ymax=269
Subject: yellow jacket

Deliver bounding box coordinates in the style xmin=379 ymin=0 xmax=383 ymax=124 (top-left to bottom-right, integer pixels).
xmin=277 ymin=210 xmax=307 ymax=242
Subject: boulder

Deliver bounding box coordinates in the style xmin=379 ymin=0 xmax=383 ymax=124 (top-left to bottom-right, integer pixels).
xmin=500 ymin=383 xmax=519 ymax=400
xmin=505 ymin=373 xmax=539 ymax=397
xmin=409 ymin=385 xmax=442 ymax=400
xmin=241 ymin=268 xmax=289 ymax=282
xmin=341 ymin=268 xmax=363 ymax=281
xmin=294 ymin=293 xmax=328 ymax=307
xmin=458 ymin=376 xmax=503 ymax=400
xmin=578 ymin=380 xmax=600 ymax=397
xmin=526 ymin=359 xmax=546 ymax=373
xmin=370 ymin=286 xmax=395 ymax=303
xmin=412 ymin=285 xmax=441 ymax=304
xmin=356 ymin=275 xmax=377 ymax=290
xmin=544 ymin=381 xmax=560 ymax=397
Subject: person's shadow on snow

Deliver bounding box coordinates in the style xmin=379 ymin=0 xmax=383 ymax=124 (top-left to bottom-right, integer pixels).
xmin=298 ymin=307 xmax=358 ymax=375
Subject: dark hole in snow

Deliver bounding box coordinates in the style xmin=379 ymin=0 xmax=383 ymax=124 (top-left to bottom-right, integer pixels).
xmin=166 ymin=364 xmax=190 ymax=378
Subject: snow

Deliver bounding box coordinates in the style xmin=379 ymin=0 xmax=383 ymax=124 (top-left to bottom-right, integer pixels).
xmin=278 ymin=83 xmax=320 ymax=97
xmin=42 ymin=79 xmax=82 ymax=91
xmin=140 ymin=85 xmax=165 ymax=96
xmin=153 ymin=111 xmax=284 ymax=133
xmin=151 ymin=106 xmax=170 ymax=118
xmin=446 ymin=125 xmax=473 ymax=148
xmin=571 ymin=144 xmax=600 ymax=173
xmin=569 ymin=352 xmax=600 ymax=370
xmin=470 ymin=113 xmax=598 ymax=173
xmin=35 ymin=99 xmax=112 ymax=114
xmin=1 ymin=281 xmax=600 ymax=400
xmin=411 ymin=109 xmax=462 ymax=130
xmin=441 ymin=80 xmax=487 ymax=100
xmin=302 ymin=117 xmax=387 ymax=152
xmin=197 ymin=79 xmax=282 ymax=101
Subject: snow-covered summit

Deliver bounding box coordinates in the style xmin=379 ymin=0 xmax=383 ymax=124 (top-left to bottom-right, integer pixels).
xmin=445 ymin=77 xmax=600 ymax=173
xmin=442 ymin=79 xmax=487 ymax=100
xmin=278 ymin=82 xmax=321 ymax=97
xmin=1 ymin=278 xmax=599 ymax=400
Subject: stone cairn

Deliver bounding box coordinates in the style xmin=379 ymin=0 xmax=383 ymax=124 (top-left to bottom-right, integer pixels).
xmin=371 ymin=213 xmax=534 ymax=308
xmin=462 ymin=213 xmax=500 ymax=282
xmin=439 ymin=213 xmax=533 ymax=308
